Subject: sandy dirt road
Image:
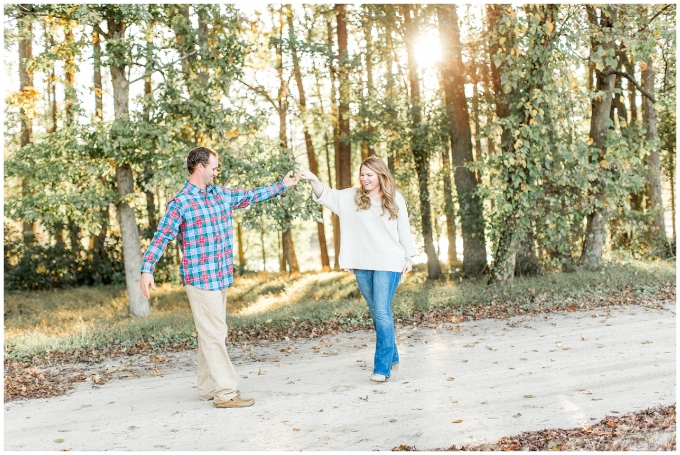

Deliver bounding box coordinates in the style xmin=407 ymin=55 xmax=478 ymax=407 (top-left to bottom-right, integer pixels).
xmin=4 ymin=303 xmax=675 ymax=451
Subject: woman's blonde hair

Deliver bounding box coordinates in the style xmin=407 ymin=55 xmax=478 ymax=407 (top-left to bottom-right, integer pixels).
xmin=354 ymin=156 xmax=399 ymax=220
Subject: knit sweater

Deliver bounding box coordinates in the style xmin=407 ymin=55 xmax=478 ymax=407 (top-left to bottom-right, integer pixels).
xmin=313 ymin=185 xmax=418 ymax=273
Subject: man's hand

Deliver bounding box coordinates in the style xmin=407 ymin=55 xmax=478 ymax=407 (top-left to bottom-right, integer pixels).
xmin=402 ymin=261 xmax=413 ymax=275
xmin=140 ymin=272 xmax=156 ymax=299
xmin=283 ymin=171 xmax=301 ymax=187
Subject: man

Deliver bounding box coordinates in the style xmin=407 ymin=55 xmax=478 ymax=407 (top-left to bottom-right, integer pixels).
xmin=140 ymin=146 xmax=299 ymax=408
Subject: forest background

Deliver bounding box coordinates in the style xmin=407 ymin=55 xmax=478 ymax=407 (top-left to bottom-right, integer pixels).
xmin=3 ymin=4 xmax=676 ymax=319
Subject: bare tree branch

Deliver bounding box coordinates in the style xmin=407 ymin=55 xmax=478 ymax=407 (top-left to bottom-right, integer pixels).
xmin=602 ymin=69 xmax=656 ymax=103
xmin=235 ymin=78 xmax=279 ymax=110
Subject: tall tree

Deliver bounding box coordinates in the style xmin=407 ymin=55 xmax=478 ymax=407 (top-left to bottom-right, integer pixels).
xmin=18 ymin=7 xmax=36 ymax=245
xmin=275 ymin=6 xmax=299 ymax=274
xmin=437 ymin=4 xmax=487 ymax=276
xmin=401 ymin=4 xmax=441 ymax=279
xmin=335 ymin=4 xmax=352 ymax=191
xmin=91 ymin=29 xmax=109 ymax=256
xmin=642 ymin=56 xmax=668 ymax=248
xmin=288 ymin=7 xmax=331 ymax=271
xmin=96 ymin=7 xmax=150 ymax=316
xmin=579 ymin=6 xmax=618 ymax=269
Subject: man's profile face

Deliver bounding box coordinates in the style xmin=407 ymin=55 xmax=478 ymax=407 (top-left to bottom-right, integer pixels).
xmin=201 ymin=154 xmax=219 ymax=186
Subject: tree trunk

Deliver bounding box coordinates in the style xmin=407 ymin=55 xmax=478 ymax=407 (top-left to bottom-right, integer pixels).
xmin=335 ymin=4 xmax=352 ymax=191
xmin=327 ymin=13 xmax=341 ymax=270
xmin=289 ymin=9 xmax=330 ymax=271
xmin=92 ymin=30 xmax=108 ymax=256
xmin=384 ymin=11 xmax=397 ymax=174
xmin=236 ymin=221 xmax=245 ymax=269
xmin=278 ymin=232 xmax=285 ymax=272
xmin=442 ymin=145 xmax=458 ymax=264
xmin=68 ymin=219 xmax=81 ymax=255
xmin=19 ymin=13 xmax=36 ymax=245
xmin=260 ymin=225 xmax=267 ymax=271
xmin=437 ymin=4 xmax=487 ymax=276
xmin=93 ymin=204 xmax=109 ymax=253
xmin=94 ymin=30 xmax=103 ymax=119
xmin=642 ymin=57 xmax=668 ymax=247
xmin=275 ymin=9 xmax=298 ymax=274
xmin=402 ymin=4 xmax=441 ymax=279
xmin=64 ymin=25 xmax=76 ymax=123
xmin=485 ymin=4 xmax=518 ymax=282
xmin=362 ymin=12 xmax=377 ymax=157
xmin=108 ymin=16 xmax=149 ymax=316
xmin=580 ymin=6 xmax=617 ymax=269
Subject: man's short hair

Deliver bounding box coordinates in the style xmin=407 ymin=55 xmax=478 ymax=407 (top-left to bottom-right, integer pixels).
xmin=187 ymin=147 xmax=218 ymax=175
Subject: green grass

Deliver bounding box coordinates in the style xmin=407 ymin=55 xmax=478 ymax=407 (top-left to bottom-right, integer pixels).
xmin=4 ymin=260 xmax=675 ymax=361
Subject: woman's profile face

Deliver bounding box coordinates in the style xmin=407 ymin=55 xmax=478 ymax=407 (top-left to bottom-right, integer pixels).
xmin=360 ymin=165 xmax=380 ymax=194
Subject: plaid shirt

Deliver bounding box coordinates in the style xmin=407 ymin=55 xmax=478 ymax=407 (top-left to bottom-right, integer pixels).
xmin=141 ymin=181 xmax=286 ymax=290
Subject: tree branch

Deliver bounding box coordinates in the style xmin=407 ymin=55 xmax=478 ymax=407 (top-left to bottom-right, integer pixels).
xmin=235 ymin=78 xmax=279 ymax=110
xmin=126 ymin=49 xmax=198 ymax=87
xmin=638 ymin=4 xmax=673 ymax=33
xmin=93 ymin=23 xmax=110 ymax=40
xmin=602 ymin=69 xmax=656 ymax=103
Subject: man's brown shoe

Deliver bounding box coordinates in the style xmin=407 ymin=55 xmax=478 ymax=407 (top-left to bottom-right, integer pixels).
xmin=213 ymin=395 xmax=255 ymax=408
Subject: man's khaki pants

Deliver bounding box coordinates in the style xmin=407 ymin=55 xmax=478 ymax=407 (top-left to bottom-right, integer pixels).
xmin=184 ymin=285 xmax=238 ymax=402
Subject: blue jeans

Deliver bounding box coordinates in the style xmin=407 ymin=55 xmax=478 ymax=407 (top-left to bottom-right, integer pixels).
xmin=354 ymin=270 xmax=401 ymax=377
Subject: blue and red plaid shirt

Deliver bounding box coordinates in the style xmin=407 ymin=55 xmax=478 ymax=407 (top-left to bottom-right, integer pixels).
xmin=141 ymin=181 xmax=286 ymax=290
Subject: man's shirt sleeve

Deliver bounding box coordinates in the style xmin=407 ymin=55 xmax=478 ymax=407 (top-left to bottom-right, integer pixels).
xmin=141 ymin=199 xmax=182 ymax=274
xmin=226 ymin=182 xmax=287 ymax=210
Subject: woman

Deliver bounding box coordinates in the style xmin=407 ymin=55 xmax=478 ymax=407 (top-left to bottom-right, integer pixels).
xmin=297 ymin=156 xmax=417 ymax=382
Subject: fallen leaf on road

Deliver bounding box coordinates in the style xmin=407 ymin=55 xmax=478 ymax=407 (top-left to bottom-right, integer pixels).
xmin=453 ymin=420 xmax=463 ymax=423
xmin=524 ymin=394 xmax=535 ymax=398
xmin=513 ymin=413 xmax=522 ymax=418
xmin=293 ymin=428 xmax=300 ymax=432
xmin=642 ymin=340 xmax=652 ymax=344
xmin=54 ymin=439 xmax=64 ymax=443
xmin=258 ymin=369 xmax=265 ymax=375
xmin=447 ymin=377 xmax=455 ymax=381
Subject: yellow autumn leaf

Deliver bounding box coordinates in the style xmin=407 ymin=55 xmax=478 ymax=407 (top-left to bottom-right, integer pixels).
xmin=600 ymin=160 xmax=609 ymax=168
xmin=499 ymin=37 xmax=506 ymax=45
xmin=546 ymin=22 xmax=554 ymax=34
xmin=531 ymin=109 xmax=538 ymax=116
xmin=587 ymin=138 xmax=594 ymax=145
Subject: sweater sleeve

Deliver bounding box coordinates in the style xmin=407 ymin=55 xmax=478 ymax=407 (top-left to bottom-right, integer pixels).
xmin=396 ymin=193 xmax=417 ymax=258
xmin=312 ymin=184 xmax=342 ymax=216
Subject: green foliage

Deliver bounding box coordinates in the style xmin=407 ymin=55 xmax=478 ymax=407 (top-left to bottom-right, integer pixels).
xmin=4 ymin=223 xmax=124 ymax=291
xmin=221 ymin=136 xmax=319 ymax=231
xmin=5 ymin=125 xmax=115 ymax=235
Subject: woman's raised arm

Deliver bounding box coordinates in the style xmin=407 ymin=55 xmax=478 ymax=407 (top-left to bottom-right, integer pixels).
xmin=297 ymin=170 xmax=324 ymax=198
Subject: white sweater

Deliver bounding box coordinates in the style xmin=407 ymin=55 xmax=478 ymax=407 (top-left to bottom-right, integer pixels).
xmin=313 ymin=185 xmax=418 ymax=273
